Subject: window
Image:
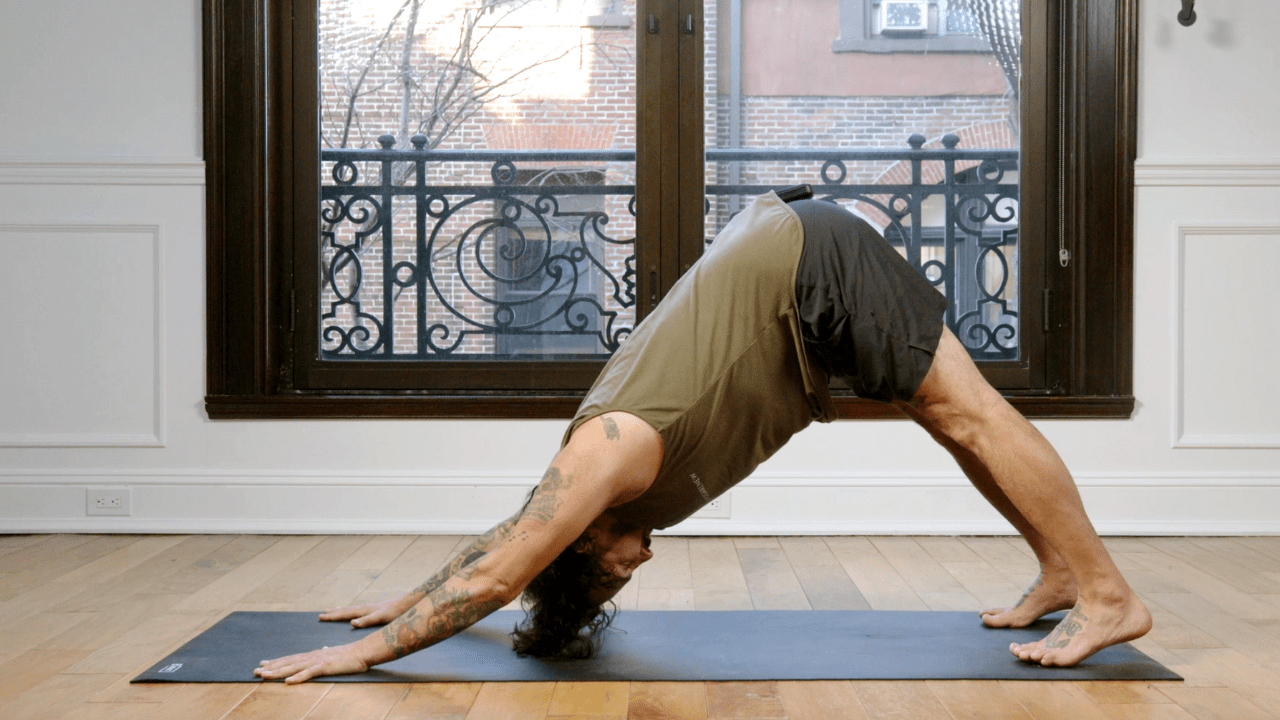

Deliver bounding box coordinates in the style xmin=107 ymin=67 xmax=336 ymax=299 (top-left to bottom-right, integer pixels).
xmin=205 ymin=0 xmax=1137 ymax=419
xmin=834 ymin=0 xmax=993 ymax=53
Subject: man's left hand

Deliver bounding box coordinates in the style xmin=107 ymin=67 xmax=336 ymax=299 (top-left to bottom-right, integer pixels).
xmin=254 ymin=642 xmax=370 ymax=684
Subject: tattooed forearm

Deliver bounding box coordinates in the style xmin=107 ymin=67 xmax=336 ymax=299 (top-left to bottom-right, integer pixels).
xmin=602 ymin=416 xmax=621 ymax=440
xmin=520 ymin=467 xmax=573 ymax=525
xmin=413 ymin=516 xmax=518 ymax=595
xmin=379 ymin=587 xmax=504 ymax=659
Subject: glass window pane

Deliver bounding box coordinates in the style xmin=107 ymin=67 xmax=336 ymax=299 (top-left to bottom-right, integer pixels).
xmin=704 ymin=0 xmax=1021 ymax=361
xmin=318 ymin=0 xmax=637 ymax=359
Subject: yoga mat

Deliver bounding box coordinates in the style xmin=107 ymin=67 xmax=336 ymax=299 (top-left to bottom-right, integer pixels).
xmin=132 ymin=610 xmax=1179 ymax=683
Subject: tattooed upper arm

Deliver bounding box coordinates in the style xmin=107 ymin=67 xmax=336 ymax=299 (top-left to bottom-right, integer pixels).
xmin=602 ymin=416 xmax=621 ymax=440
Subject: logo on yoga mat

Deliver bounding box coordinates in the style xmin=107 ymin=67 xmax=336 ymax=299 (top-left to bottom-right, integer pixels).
xmin=158 ymin=663 xmax=183 ymax=674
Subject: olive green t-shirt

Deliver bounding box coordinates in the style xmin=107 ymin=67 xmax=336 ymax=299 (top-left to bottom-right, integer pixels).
xmin=564 ymin=193 xmax=836 ymax=529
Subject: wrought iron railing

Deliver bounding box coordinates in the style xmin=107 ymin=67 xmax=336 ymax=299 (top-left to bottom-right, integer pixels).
xmin=319 ymin=133 xmax=1019 ymax=361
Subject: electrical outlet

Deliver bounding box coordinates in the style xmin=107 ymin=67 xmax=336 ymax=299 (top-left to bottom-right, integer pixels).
xmin=691 ymin=492 xmax=731 ymax=519
xmin=87 ymin=488 xmax=131 ymax=516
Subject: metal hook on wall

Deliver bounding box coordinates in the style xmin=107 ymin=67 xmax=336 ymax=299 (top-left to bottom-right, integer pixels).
xmin=1178 ymin=0 xmax=1197 ymax=26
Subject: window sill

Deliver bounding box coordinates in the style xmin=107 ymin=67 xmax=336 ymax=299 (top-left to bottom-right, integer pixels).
xmin=205 ymin=393 xmax=1135 ymax=420
xmin=831 ymin=36 xmax=992 ymax=54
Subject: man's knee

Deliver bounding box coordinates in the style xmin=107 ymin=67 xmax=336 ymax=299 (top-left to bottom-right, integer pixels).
xmin=908 ymin=329 xmax=1005 ymax=448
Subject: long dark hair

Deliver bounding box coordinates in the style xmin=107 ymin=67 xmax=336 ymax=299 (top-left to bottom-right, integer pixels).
xmin=510 ymin=498 xmax=617 ymax=658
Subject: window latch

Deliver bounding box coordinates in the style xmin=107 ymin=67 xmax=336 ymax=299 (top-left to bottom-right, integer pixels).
xmin=1178 ymin=0 xmax=1196 ymax=26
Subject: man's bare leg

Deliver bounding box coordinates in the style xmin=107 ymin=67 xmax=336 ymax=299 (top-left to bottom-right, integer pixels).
xmin=904 ymin=327 xmax=1150 ymax=666
xmin=895 ymin=401 xmax=1079 ymax=627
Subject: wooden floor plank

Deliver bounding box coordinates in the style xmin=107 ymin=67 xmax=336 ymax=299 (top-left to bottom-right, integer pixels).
xmin=853 ymin=681 xmax=951 ymax=720
xmin=737 ymin=547 xmax=811 ymax=610
xmin=957 ymin=537 xmax=1038 ymax=586
xmin=1146 ymin=591 xmax=1280 ymax=665
xmin=1144 ymin=538 xmax=1280 ymax=595
xmin=628 ymin=682 xmax=706 ymax=720
xmin=0 ymin=610 xmax=94 ymax=663
xmin=0 ymin=648 xmax=92 ymax=703
xmin=0 ymin=536 xmax=138 ymax=601
xmin=48 ymin=535 xmax=188 ymax=591
xmin=222 ymin=682 xmax=332 ymax=720
xmin=778 ymin=537 xmax=844 ymax=567
xmin=142 ymin=683 xmax=258 ymax=720
xmin=39 ymin=593 xmax=195 ymax=654
xmin=776 ymin=680 xmax=870 ymax=720
xmin=1154 ymin=686 xmax=1274 ymax=720
xmin=0 ymin=672 xmax=119 ymax=720
xmin=871 ymin=537 xmax=969 ymax=596
xmin=999 ymin=681 xmax=1112 ymax=720
xmin=938 ymin=559 xmax=1023 ymax=610
xmin=915 ymin=536 xmax=984 ymax=564
xmin=1192 ymin=538 xmax=1280 ymax=574
xmin=640 ymin=537 xmax=693 ymax=590
xmin=0 ymin=534 xmax=99 ymax=573
xmin=385 ymin=683 xmax=481 ymax=720
xmin=353 ymin=535 xmax=463 ymax=604
xmin=1140 ymin=595 xmax=1227 ymax=651
xmin=928 ymin=679 xmax=1035 ymax=720
xmin=688 ymin=538 xmax=753 ymax=611
xmin=241 ymin=535 xmax=371 ymax=604
xmin=792 ymin=563 xmax=871 ymax=610
xmin=63 ymin=611 xmax=211 ymax=674
xmin=301 ymin=683 xmax=410 ymax=720
xmin=1129 ymin=551 xmax=1280 ymax=622
xmin=463 ymin=682 xmax=555 ymax=720
xmin=145 ymin=535 xmax=282 ymax=597
xmin=825 ymin=538 xmax=928 ymax=611
xmin=636 ymin=587 xmax=696 ymax=610
xmin=1168 ymin=647 xmax=1280 ymax=715
xmin=704 ymin=680 xmax=786 ymax=719
xmin=52 ymin=535 xmax=235 ymax=613
xmin=546 ymin=681 xmax=628 ymax=718
xmin=173 ymin=536 xmax=326 ymax=615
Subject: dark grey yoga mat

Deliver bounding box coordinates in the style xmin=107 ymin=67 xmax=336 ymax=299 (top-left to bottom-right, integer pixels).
xmin=132 ymin=610 xmax=1179 ymax=683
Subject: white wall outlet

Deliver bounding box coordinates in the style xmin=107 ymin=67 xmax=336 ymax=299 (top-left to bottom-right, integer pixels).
xmin=691 ymin=492 xmax=731 ymax=519
xmin=87 ymin=487 xmax=131 ymax=516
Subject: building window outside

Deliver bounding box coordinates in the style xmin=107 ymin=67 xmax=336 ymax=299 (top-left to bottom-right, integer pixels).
xmin=834 ymin=0 xmax=992 ymax=53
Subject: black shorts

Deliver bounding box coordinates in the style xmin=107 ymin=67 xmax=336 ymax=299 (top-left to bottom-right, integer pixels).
xmin=791 ymin=199 xmax=948 ymax=403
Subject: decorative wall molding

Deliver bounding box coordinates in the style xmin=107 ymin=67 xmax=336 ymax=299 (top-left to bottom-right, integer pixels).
xmin=0 ymin=158 xmax=205 ymax=185
xmin=1173 ymin=224 xmax=1280 ymax=448
xmin=3 ymin=468 xmax=1276 ymax=487
xmin=1 ymin=471 xmax=1276 ymax=535
xmin=1134 ymin=159 xmax=1280 ymax=186
xmin=0 ymin=223 xmax=166 ymax=448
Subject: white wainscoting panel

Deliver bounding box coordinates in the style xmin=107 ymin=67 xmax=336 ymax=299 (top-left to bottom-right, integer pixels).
xmin=0 ymin=224 xmax=165 ymax=447
xmin=1 ymin=470 xmax=1276 ymax=535
xmin=1175 ymin=225 xmax=1280 ymax=448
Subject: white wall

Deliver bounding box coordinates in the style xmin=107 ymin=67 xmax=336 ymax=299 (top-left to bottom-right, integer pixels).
xmin=1 ymin=0 xmax=1277 ymax=535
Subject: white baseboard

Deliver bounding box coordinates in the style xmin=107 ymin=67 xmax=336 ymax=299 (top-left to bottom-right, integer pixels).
xmin=1 ymin=470 xmax=1277 ymax=536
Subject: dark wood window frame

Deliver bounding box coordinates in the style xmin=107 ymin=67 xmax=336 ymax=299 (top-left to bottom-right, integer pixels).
xmin=204 ymin=0 xmax=1137 ymax=420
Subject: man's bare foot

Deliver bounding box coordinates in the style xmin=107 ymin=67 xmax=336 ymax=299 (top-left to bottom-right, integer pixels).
xmin=1009 ymin=592 xmax=1152 ymax=667
xmin=981 ymin=571 xmax=1078 ymax=628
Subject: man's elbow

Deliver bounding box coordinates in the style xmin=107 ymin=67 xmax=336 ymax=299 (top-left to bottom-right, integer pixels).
xmin=477 ymin=571 xmax=522 ymax=607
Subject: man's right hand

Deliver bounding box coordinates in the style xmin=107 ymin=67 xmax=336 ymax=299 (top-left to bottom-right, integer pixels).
xmin=318 ymin=593 xmax=423 ymax=628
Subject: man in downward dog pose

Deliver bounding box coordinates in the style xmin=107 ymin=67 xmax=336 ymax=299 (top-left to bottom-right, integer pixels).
xmin=256 ymin=191 xmax=1151 ymax=684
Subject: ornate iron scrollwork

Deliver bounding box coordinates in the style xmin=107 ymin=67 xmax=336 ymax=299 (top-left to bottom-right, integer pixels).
xmin=320 ymin=137 xmax=1019 ymax=361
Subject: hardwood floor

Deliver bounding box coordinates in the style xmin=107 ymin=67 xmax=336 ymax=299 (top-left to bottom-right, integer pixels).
xmin=2 ymin=533 xmax=1278 ymax=719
